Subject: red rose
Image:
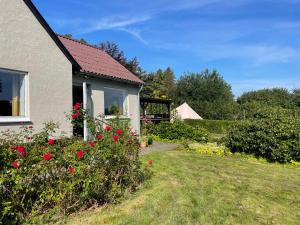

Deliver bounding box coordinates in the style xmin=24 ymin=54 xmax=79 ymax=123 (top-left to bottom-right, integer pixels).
xmin=74 ymin=102 xmax=81 ymax=110
xmin=97 ymin=135 xmax=103 ymax=140
xmin=77 ymin=150 xmax=84 ymax=158
xmin=71 ymin=111 xmax=81 ymax=119
xmin=147 ymin=160 xmax=153 ymax=166
xmin=12 ymin=160 xmax=20 ymax=169
xmin=28 ymin=125 xmax=33 ymax=129
xmin=43 ymin=152 xmax=52 ymax=161
xmin=89 ymin=141 xmax=95 ymax=148
xmin=116 ymin=129 xmax=122 ymax=135
xmin=113 ymin=135 xmax=119 ymax=142
xmin=17 ymin=146 xmax=26 ymax=157
xmin=68 ymin=165 xmax=75 ymax=174
xmin=48 ymin=139 xmax=55 ymax=145
xmin=105 ymin=126 xmax=111 ymax=131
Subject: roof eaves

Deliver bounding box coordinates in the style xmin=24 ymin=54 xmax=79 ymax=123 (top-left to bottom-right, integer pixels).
xmin=77 ymin=71 xmax=145 ymax=86
xmin=23 ymin=0 xmax=81 ymax=70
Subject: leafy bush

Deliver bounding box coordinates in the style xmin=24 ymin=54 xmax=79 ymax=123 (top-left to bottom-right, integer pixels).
xmin=225 ymin=116 xmax=300 ymax=163
xmin=0 ymin=106 xmax=148 ymax=224
xmin=148 ymin=121 xmax=208 ymax=143
xmin=188 ymin=143 xmax=231 ymax=156
xmin=184 ymin=119 xmax=236 ymax=134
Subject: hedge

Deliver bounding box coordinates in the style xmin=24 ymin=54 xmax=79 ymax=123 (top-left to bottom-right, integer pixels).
xmin=225 ymin=116 xmax=300 ymax=163
xmin=147 ymin=121 xmax=208 ymax=143
xmin=184 ymin=119 xmax=237 ymax=134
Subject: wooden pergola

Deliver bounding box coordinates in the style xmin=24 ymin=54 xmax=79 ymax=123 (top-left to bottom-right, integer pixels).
xmin=140 ymin=97 xmax=172 ymax=123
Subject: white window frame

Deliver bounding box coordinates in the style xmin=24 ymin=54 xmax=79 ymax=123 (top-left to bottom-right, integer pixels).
xmin=0 ymin=68 xmax=30 ymax=123
xmin=104 ymin=87 xmax=129 ymax=119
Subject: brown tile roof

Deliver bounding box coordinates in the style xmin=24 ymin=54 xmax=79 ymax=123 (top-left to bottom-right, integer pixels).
xmin=58 ymin=35 xmax=144 ymax=85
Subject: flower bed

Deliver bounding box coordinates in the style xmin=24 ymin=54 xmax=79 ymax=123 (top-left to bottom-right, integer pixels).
xmin=0 ymin=104 xmax=149 ymax=224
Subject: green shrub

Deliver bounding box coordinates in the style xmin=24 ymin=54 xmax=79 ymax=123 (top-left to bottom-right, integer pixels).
xmin=147 ymin=136 xmax=153 ymax=145
xmin=225 ymin=116 xmax=300 ymax=163
xmin=148 ymin=121 xmax=208 ymax=143
xmin=184 ymin=119 xmax=236 ymax=134
xmin=0 ymin=106 xmax=148 ymax=224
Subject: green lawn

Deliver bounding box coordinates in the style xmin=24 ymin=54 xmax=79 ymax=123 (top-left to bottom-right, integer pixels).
xmin=59 ymin=149 xmax=300 ymax=225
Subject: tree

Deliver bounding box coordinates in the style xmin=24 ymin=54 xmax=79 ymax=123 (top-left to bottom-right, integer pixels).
xmin=237 ymin=88 xmax=295 ymax=108
xmin=293 ymin=89 xmax=300 ymax=107
xmin=140 ymin=68 xmax=176 ymax=99
xmin=63 ymin=34 xmax=87 ymax=44
xmin=98 ymin=41 xmax=144 ymax=77
xmin=163 ymin=67 xmax=176 ymax=99
xmin=175 ymin=69 xmax=236 ymax=120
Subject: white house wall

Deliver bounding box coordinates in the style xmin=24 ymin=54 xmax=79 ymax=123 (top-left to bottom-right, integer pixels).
xmin=73 ymin=76 xmax=141 ymax=134
xmin=0 ymin=0 xmax=73 ymax=135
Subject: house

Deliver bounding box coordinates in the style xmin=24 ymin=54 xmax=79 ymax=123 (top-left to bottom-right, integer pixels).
xmin=0 ymin=0 xmax=144 ymax=139
xmin=173 ymin=103 xmax=203 ymax=120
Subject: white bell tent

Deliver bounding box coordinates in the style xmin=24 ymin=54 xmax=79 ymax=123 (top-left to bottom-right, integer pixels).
xmin=174 ymin=102 xmax=203 ymax=120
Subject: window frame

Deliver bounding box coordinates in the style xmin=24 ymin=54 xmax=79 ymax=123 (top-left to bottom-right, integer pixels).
xmin=0 ymin=68 xmax=30 ymax=123
xmin=104 ymin=87 xmax=129 ymax=119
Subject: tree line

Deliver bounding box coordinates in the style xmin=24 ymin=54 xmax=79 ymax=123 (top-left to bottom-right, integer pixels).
xmin=64 ymin=35 xmax=300 ymax=120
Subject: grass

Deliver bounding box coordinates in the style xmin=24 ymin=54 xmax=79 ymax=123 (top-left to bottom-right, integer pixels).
xmin=58 ymin=149 xmax=300 ymax=225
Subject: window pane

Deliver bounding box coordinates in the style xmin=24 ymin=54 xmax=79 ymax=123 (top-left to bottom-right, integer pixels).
xmin=0 ymin=69 xmax=25 ymax=117
xmin=104 ymin=88 xmax=126 ymax=115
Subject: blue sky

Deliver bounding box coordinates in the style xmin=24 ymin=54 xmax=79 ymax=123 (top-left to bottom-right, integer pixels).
xmin=34 ymin=0 xmax=300 ymax=96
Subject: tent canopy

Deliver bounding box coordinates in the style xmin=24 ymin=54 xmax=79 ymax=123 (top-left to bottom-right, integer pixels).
xmin=174 ymin=102 xmax=203 ymax=120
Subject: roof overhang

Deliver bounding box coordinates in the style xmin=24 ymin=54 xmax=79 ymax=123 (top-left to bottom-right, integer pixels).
xmin=75 ymin=71 xmax=144 ymax=86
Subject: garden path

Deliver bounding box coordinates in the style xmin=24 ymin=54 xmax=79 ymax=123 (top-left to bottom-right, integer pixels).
xmin=139 ymin=141 xmax=179 ymax=155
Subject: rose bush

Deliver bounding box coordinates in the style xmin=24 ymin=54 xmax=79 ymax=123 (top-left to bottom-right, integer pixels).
xmin=0 ymin=105 xmax=149 ymax=224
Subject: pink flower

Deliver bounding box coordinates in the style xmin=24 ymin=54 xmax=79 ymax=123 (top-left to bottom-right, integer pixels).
xmin=12 ymin=160 xmax=20 ymax=169
xmin=48 ymin=139 xmax=55 ymax=145
xmin=113 ymin=135 xmax=119 ymax=142
xmin=97 ymin=135 xmax=103 ymax=140
xmin=105 ymin=126 xmax=111 ymax=131
xmin=89 ymin=141 xmax=95 ymax=148
xmin=68 ymin=166 xmax=75 ymax=174
xmin=116 ymin=129 xmax=122 ymax=135
xmin=17 ymin=146 xmax=26 ymax=157
xmin=43 ymin=152 xmax=52 ymax=161
xmin=77 ymin=150 xmax=84 ymax=158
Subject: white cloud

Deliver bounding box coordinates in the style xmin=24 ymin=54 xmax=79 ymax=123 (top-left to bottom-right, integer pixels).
xmin=117 ymin=28 xmax=149 ymax=45
xmin=76 ymin=15 xmax=151 ymax=35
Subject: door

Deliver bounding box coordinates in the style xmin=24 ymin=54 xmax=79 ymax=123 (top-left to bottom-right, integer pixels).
xmin=72 ymin=84 xmax=84 ymax=137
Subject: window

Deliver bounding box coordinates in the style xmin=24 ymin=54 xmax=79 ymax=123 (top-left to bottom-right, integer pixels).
xmin=104 ymin=87 xmax=128 ymax=116
xmin=0 ymin=69 xmax=27 ymax=119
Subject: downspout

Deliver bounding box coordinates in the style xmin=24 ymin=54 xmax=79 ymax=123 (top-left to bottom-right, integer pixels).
xmin=138 ymin=84 xmax=144 ymax=136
